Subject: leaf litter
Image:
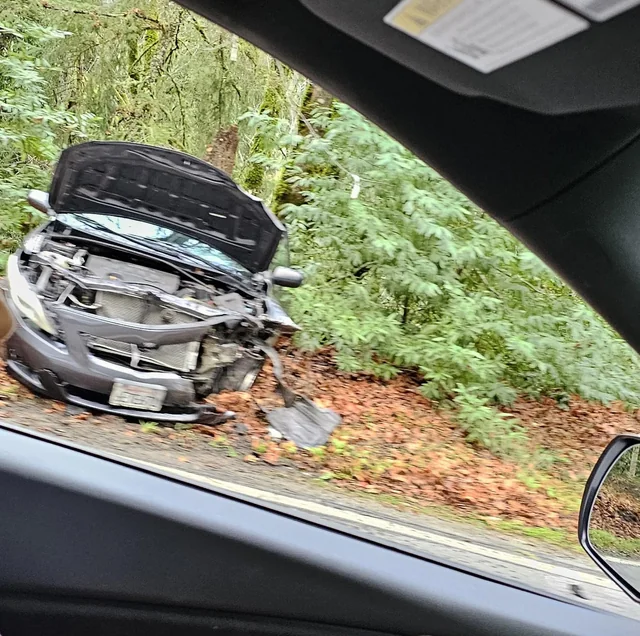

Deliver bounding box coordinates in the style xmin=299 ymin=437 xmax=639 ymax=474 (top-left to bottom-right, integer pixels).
xmin=208 ymin=347 xmax=640 ymax=533
xmin=0 ymin=349 xmax=638 ymax=537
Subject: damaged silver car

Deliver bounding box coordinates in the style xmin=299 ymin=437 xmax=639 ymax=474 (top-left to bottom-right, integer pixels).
xmin=1 ymin=141 xmax=305 ymax=425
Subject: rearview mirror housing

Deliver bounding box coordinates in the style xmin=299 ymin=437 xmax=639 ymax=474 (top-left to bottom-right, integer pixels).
xmin=579 ymin=434 xmax=640 ymax=602
xmin=27 ymin=190 xmax=53 ymax=216
xmin=270 ymin=266 xmax=304 ymax=288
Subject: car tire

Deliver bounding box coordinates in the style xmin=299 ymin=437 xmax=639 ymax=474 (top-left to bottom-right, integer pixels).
xmin=219 ymin=356 xmax=265 ymax=392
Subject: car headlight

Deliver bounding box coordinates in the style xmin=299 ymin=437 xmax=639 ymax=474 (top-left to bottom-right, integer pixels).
xmin=6 ymin=254 xmax=57 ymax=335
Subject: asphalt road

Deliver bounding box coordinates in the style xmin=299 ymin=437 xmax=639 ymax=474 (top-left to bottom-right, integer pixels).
xmin=607 ymin=558 xmax=640 ymax=594
xmin=130 ymin=457 xmax=640 ymax=622
xmin=9 ymin=391 xmax=640 ymax=624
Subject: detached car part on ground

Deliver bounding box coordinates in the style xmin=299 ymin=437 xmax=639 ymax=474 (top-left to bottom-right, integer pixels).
xmin=1 ymin=141 xmax=340 ymax=442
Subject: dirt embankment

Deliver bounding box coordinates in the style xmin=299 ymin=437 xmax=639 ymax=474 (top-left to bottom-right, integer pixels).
xmin=0 ymin=345 xmax=638 ymax=534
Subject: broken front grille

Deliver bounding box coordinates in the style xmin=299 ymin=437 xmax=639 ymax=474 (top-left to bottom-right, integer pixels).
xmin=88 ymin=337 xmax=200 ymax=373
xmin=87 ymin=290 xmax=202 ymax=372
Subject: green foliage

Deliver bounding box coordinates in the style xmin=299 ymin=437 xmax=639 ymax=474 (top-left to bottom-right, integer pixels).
xmin=4 ymin=0 xmax=299 ymax=166
xmin=139 ymin=420 xmax=159 ymax=433
xmin=256 ymin=104 xmax=640 ymax=414
xmin=252 ymin=440 xmax=268 ymax=455
xmin=452 ymin=385 xmax=527 ymax=459
xmin=237 ymin=68 xmax=308 ymax=200
xmin=37 ymin=0 xmax=256 ymax=153
xmin=0 ymin=0 xmax=305 ymax=250
xmin=609 ymin=447 xmax=640 ymax=482
xmin=590 ymin=529 xmax=640 ymax=557
xmin=0 ymin=20 xmax=96 ymax=257
xmin=308 ymin=446 xmax=326 ymax=459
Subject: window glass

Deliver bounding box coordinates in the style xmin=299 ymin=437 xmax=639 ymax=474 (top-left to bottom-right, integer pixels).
xmin=3 ymin=2 xmax=640 ymax=624
xmin=58 ymin=213 xmax=250 ymax=275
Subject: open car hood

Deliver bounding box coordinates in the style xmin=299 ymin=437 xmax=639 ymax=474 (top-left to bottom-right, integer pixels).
xmin=48 ymin=141 xmax=285 ymax=273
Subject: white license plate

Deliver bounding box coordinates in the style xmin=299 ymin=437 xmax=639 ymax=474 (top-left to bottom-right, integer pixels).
xmin=109 ymin=380 xmax=167 ymax=412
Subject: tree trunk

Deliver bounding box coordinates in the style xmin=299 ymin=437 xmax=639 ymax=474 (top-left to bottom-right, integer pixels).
xmin=401 ymin=294 xmax=411 ymax=325
xmin=242 ymin=60 xmax=282 ymax=194
xmin=273 ymin=82 xmax=334 ymax=212
xmin=205 ymin=124 xmax=239 ymax=175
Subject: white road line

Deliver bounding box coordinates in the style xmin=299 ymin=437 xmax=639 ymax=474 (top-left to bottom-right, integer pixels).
xmin=131 ymin=458 xmax=617 ymax=590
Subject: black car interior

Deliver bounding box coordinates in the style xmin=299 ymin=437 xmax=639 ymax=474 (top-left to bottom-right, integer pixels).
xmin=2 ymin=1 xmax=640 ymax=635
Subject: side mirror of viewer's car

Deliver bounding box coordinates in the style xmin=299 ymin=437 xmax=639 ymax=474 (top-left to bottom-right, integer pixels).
xmin=579 ymin=434 xmax=640 ymax=602
xmin=27 ymin=190 xmax=54 ymax=216
xmin=270 ymin=266 xmax=304 ymax=288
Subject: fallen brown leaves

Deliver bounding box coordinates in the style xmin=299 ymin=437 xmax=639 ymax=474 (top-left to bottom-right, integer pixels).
xmin=591 ymin=486 xmax=640 ymax=542
xmin=507 ymin=397 xmax=640 ymax=481
xmin=0 ymin=346 xmax=637 ymax=536
xmin=204 ymin=348 xmax=640 ymax=532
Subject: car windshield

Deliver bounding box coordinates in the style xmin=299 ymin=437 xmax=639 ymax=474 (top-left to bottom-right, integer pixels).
xmin=5 ymin=4 xmax=640 ymax=626
xmin=58 ymin=213 xmax=251 ymax=276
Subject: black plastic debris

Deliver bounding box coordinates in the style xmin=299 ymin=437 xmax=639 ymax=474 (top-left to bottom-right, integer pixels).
xmin=257 ymin=344 xmax=342 ymax=448
xmin=266 ymin=397 xmax=341 ymax=448
xmin=569 ymin=584 xmax=589 ymax=600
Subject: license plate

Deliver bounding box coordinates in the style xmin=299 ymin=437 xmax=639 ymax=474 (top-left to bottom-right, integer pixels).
xmin=109 ymin=380 xmax=167 ymax=412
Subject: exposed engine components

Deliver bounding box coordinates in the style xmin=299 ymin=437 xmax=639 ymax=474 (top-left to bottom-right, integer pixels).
xmin=18 ymin=236 xmax=276 ymax=391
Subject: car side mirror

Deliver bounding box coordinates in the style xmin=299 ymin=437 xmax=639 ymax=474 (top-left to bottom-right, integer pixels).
xmin=27 ymin=190 xmax=53 ymax=216
xmin=270 ymin=266 xmax=304 ymax=288
xmin=579 ymin=434 xmax=640 ymax=602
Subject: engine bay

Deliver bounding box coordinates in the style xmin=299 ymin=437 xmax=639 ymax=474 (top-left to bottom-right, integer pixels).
xmin=18 ymin=232 xmax=281 ymax=396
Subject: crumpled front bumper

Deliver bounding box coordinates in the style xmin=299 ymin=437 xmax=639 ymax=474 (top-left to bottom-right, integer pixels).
xmin=2 ymin=291 xmax=230 ymax=424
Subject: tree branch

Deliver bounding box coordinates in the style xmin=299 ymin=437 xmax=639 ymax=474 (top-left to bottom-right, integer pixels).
xmin=40 ymin=1 xmax=165 ymax=31
xmin=163 ymin=12 xmax=183 ymax=67
xmin=166 ymin=72 xmax=186 ymax=149
xmin=189 ymin=14 xmax=212 ymax=46
xmin=131 ymin=38 xmax=161 ymax=68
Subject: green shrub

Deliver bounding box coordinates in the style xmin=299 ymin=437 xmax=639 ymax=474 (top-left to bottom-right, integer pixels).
xmin=0 ymin=21 xmax=97 ymax=262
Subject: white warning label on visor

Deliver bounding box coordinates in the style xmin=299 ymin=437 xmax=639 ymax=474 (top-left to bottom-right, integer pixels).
xmin=384 ymin=0 xmax=589 ymax=73
xmin=559 ymin=0 xmax=640 ymax=21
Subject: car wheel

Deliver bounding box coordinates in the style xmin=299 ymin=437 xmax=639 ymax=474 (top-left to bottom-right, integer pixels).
xmin=219 ymin=356 xmax=265 ymax=392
